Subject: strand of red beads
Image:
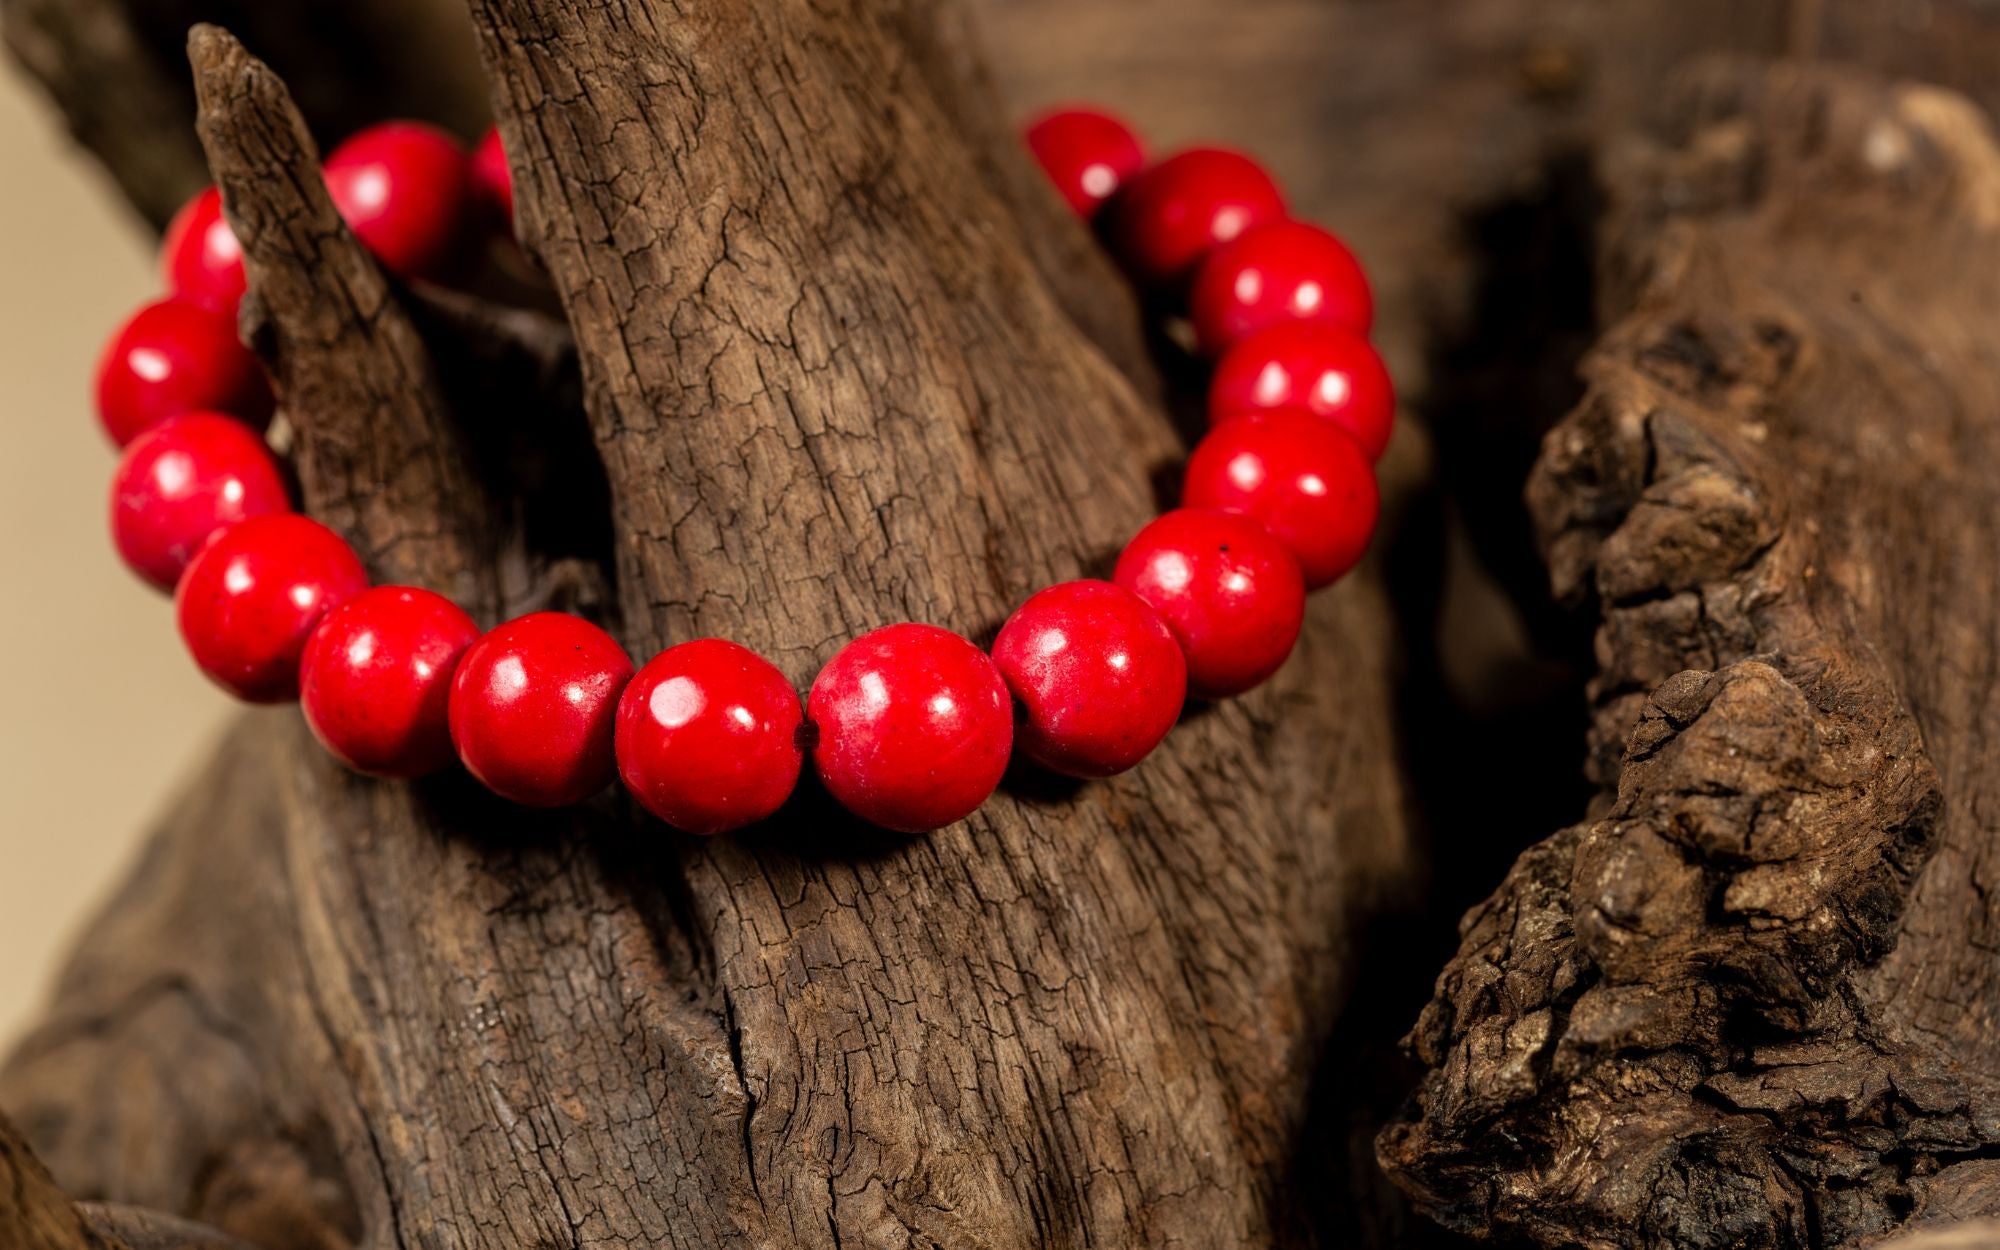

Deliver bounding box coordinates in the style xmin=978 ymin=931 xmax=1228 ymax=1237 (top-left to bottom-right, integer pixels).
xmin=96 ymin=105 xmax=1391 ymax=835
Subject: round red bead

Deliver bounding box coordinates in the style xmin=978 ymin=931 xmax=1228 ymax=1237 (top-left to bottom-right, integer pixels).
xmin=323 ymin=122 xmax=473 ymax=280
xmin=448 ymin=612 xmax=633 ymax=807
xmin=1024 ymin=107 xmax=1145 ymax=218
xmin=175 ymin=514 xmax=369 ymax=703
xmin=110 ymin=413 xmax=291 ymax=592
xmin=471 ymin=125 xmax=514 ymax=229
xmin=1188 ymin=219 xmax=1373 ymax=353
xmin=1208 ymin=322 xmax=1395 ymax=461
xmin=300 ymin=586 xmax=480 ymax=778
xmin=808 ymin=623 xmax=1013 ymax=833
xmin=1183 ymin=410 xmax=1379 ymax=590
xmin=616 ymin=639 xmax=804 ymax=834
xmin=1109 ymin=147 xmax=1286 ymax=288
xmin=992 ymin=580 xmax=1186 ymax=778
xmin=1113 ymin=508 xmax=1306 ymax=699
xmin=95 ymin=298 xmax=273 ymax=447
xmin=160 ymin=186 xmax=247 ymax=316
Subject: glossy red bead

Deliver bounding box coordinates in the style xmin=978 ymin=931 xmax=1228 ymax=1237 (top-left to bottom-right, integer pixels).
xmin=616 ymin=639 xmax=804 ymax=834
xmin=992 ymin=580 xmax=1186 ymax=778
xmin=175 ymin=514 xmax=369 ymax=703
xmin=323 ymin=122 xmax=473 ymax=280
xmin=1189 ymin=219 xmax=1373 ymax=353
xmin=1183 ymin=409 xmax=1379 ymax=589
xmin=1024 ymin=107 xmax=1145 ymax=218
xmin=807 ymin=623 xmax=1013 ymax=833
xmin=1109 ymin=147 xmax=1286 ymax=288
xmin=110 ymin=413 xmax=291 ymax=592
xmin=471 ymin=125 xmax=514 ymax=229
xmin=300 ymin=587 xmax=480 ymax=778
xmin=95 ymin=298 xmax=273 ymax=447
xmin=1113 ymin=508 xmax=1306 ymax=699
xmin=448 ymin=612 xmax=633 ymax=807
xmin=160 ymin=186 xmax=247 ymax=316
xmin=1208 ymin=322 xmax=1395 ymax=461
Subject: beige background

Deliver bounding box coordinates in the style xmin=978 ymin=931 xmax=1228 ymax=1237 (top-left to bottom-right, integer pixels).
xmin=0 ymin=74 xmax=234 ymax=1045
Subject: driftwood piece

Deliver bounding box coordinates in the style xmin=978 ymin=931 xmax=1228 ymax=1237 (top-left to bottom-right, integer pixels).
xmin=15 ymin=2 xmax=2000 ymax=1249
xmin=7 ymin=0 xmax=1417 ymax=1245
xmin=188 ymin=26 xmax=501 ymax=610
xmin=1379 ymin=62 xmax=2000 ymax=1249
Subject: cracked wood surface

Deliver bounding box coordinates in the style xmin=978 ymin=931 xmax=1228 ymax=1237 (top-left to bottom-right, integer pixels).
xmin=14 ymin=3 xmax=2000 ymax=1250
xmin=188 ymin=26 xmax=502 ymax=613
xmin=9 ymin=0 xmax=1414 ymax=1245
xmin=1379 ymin=62 xmax=2000 ymax=1249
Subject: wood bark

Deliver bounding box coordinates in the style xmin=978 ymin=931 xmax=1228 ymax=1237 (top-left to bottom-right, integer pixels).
xmin=1380 ymin=62 xmax=2000 ymax=1250
xmin=11 ymin=2 xmax=2000 ymax=1249
xmin=7 ymin=3 xmax=1415 ymax=1248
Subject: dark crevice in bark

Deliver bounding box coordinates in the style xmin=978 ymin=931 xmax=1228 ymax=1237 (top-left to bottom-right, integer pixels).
xmin=1389 ymin=146 xmax=1607 ymax=974
xmin=1289 ymin=146 xmax=1612 ymax=1250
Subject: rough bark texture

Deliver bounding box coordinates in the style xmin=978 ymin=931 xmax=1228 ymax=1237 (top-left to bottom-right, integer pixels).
xmin=8 ymin=2 xmax=1414 ymax=1248
xmin=189 ymin=27 xmax=501 ymax=611
xmin=13 ymin=2 xmax=2000 ymax=1249
xmin=1380 ymin=62 xmax=2000 ymax=1250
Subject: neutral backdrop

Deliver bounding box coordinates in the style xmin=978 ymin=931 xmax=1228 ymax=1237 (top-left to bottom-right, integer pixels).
xmin=0 ymin=72 xmax=233 ymax=1045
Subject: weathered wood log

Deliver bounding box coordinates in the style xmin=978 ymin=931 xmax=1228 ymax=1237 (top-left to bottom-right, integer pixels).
xmin=4 ymin=2 xmax=1418 ymax=1246
xmin=17 ymin=3 xmax=2000 ymax=1249
xmin=1379 ymin=61 xmax=2000 ymax=1249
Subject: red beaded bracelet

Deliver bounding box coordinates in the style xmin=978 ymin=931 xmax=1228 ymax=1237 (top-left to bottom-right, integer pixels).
xmin=93 ymin=106 xmax=1393 ymax=835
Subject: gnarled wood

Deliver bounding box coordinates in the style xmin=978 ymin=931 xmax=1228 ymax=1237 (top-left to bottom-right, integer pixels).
xmin=1381 ymin=62 xmax=2000 ymax=1250
xmin=9 ymin=0 xmax=1416 ymax=1246
xmin=189 ymin=26 xmax=500 ymax=611
xmin=19 ymin=3 xmax=2000 ymax=1250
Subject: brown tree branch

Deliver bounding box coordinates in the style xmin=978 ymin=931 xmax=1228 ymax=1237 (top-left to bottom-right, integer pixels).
xmin=187 ymin=26 xmax=502 ymax=613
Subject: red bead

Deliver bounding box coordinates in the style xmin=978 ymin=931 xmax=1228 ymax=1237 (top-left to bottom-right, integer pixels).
xmin=448 ymin=612 xmax=633 ymax=807
xmin=992 ymin=580 xmax=1186 ymax=778
xmin=1024 ymin=107 xmax=1145 ymax=218
xmin=808 ymin=623 xmax=1013 ymax=833
xmin=1109 ymin=147 xmax=1286 ymax=288
xmin=94 ymin=298 xmax=273 ymax=447
xmin=175 ymin=514 xmax=369 ymax=703
xmin=616 ymin=639 xmax=804 ymax=834
xmin=1208 ymin=322 xmax=1395 ymax=461
xmin=1189 ymin=219 xmax=1373 ymax=353
xmin=160 ymin=187 xmax=247 ymax=316
xmin=110 ymin=413 xmax=291 ymax=592
xmin=471 ymin=125 xmax=515 ymax=229
xmin=300 ymin=587 xmax=480 ymax=778
xmin=1183 ymin=410 xmax=1379 ymax=589
xmin=323 ymin=122 xmax=473 ymax=280
xmin=1113 ymin=509 xmax=1306 ymax=699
